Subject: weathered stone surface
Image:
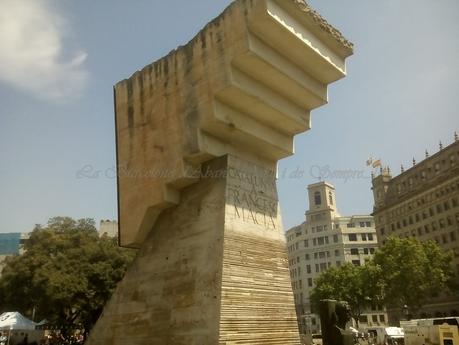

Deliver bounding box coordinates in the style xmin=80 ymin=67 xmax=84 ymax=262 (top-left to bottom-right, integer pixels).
xmin=87 ymin=0 xmax=352 ymax=343
xmin=114 ymin=0 xmax=352 ymax=248
xmin=87 ymin=155 xmax=299 ymax=344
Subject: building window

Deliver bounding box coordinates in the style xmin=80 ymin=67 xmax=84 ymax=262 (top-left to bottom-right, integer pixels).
xmin=350 ymin=248 xmax=359 ymax=255
xmin=361 ymin=233 xmax=367 ymax=241
xmin=359 ymin=315 xmax=368 ymax=324
xmin=335 ymin=249 xmax=340 ymax=257
xmin=363 ymin=248 xmax=369 ymax=254
xmin=336 ymin=260 xmax=341 ymax=266
xmin=348 ymin=234 xmax=357 ymax=241
xmin=304 ymin=240 xmax=309 ymax=248
xmin=333 ymin=234 xmax=338 ymax=243
xmin=368 ymin=233 xmax=374 ymax=241
xmin=314 ymin=191 xmax=321 ymax=205
xmin=352 ymin=260 xmax=360 ymax=266
xmin=439 ymin=219 xmax=445 ymax=229
xmin=305 ymin=254 xmax=310 ymax=260
xmin=297 ymin=256 xmax=300 ymax=263
xmin=437 ymin=204 xmax=443 ymax=213
xmin=306 ymin=265 xmax=311 ymax=274
xmin=347 ymin=223 xmax=355 ymax=228
xmin=308 ymin=278 xmax=313 ymax=287
xmin=442 ymin=234 xmax=448 ymax=244
xmin=329 ymin=191 xmax=333 ymax=205
xmin=450 ymin=232 xmax=456 ymax=242
xmin=366 ymin=221 xmax=371 ymax=227
xmin=315 ymin=264 xmax=319 ymax=273
xmin=359 ymin=222 xmax=365 ymax=227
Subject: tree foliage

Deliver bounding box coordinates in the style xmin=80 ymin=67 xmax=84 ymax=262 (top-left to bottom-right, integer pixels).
xmin=311 ymin=237 xmax=454 ymax=322
xmin=372 ymin=236 xmax=454 ymax=314
xmin=310 ymin=263 xmax=383 ymax=325
xmin=0 ymin=217 xmax=136 ymax=341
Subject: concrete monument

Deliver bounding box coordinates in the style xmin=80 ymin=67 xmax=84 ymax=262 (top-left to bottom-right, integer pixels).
xmin=87 ymin=0 xmax=352 ymax=344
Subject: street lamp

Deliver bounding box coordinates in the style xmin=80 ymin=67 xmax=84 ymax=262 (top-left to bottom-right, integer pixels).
xmin=403 ymin=305 xmax=409 ymax=321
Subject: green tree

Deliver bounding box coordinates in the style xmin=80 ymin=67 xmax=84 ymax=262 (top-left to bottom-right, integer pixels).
xmin=0 ymin=217 xmax=136 ymax=342
xmin=372 ymin=236 xmax=454 ymax=316
xmin=310 ymin=263 xmax=383 ymax=326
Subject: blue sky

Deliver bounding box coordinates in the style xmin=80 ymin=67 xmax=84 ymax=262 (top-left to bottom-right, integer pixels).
xmin=0 ymin=0 xmax=458 ymax=234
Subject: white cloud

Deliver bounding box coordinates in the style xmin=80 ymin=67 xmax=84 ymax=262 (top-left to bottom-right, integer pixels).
xmin=0 ymin=0 xmax=88 ymax=102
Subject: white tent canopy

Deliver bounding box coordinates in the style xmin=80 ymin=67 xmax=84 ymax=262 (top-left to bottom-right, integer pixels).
xmin=0 ymin=312 xmax=37 ymax=330
xmin=385 ymin=327 xmax=404 ymax=339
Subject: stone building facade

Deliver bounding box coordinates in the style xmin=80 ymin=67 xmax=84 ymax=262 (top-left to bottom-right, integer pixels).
xmin=286 ymin=182 xmax=386 ymax=334
xmin=371 ymin=136 xmax=459 ymax=320
xmin=99 ymin=220 xmax=118 ymax=238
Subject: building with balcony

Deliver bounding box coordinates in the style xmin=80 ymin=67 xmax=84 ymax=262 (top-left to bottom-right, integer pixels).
xmin=286 ymin=181 xmax=386 ymax=333
xmin=372 ymin=135 xmax=459 ymax=321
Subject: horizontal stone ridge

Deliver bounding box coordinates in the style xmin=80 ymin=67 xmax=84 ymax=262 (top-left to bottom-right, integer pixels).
xmin=220 ymin=231 xmax=300 ymax=344
xmin=113 ymin=0 xmax=353 ymax=249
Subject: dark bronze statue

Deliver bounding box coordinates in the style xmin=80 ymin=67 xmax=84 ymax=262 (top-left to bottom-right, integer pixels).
xmin=319 ymin=299 xmax=355 ymax=345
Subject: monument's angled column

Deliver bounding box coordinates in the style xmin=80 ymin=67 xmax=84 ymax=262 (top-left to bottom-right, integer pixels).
xmin=86 ymin=0 xmax=352 ymax=344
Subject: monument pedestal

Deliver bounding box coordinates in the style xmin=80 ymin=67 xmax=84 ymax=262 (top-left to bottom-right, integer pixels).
xmin=87 ymin=155 xmax=299 ymax=344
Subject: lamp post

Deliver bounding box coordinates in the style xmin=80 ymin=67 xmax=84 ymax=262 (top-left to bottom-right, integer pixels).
xmin=402 ymin=305 xmax=409 ymax=321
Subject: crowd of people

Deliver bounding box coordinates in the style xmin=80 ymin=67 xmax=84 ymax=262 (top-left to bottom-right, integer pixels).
xmin=0 ymin=332 xmax=84 ymax=345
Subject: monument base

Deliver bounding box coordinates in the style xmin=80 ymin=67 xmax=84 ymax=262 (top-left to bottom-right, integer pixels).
xmin=86 ymin=155 xmax=299 ymax=345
